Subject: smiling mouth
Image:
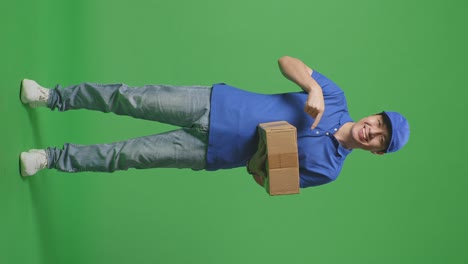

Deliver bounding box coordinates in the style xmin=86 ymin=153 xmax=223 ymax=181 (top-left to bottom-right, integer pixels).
xmin=360 ymin=126 xmax=368 ymax=142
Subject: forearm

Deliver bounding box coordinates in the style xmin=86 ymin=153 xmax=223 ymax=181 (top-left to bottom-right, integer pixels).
xmin=278 ymin=56 xmax=322 ymax=93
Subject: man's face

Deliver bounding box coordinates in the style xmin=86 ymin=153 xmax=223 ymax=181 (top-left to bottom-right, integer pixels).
xmin=351 ymin=114 xmax=391 ymax=154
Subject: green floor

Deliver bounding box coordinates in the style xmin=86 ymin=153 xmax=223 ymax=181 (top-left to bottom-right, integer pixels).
xmin=2 ymin=0 xmax=467 ymax=263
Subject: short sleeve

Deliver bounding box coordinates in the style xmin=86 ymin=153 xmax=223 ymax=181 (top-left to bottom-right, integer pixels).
xmin=312 ymin=70 xmax=344 ymax=96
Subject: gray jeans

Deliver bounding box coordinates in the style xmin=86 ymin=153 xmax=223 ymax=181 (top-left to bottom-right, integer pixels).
xmin=46 ymin=83 xmax=212 ymax=172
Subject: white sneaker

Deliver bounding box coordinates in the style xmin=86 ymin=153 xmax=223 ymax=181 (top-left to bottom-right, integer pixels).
xmin=20 ymin=149 xmax=48 ymax=177
xmin=20 ymin=79 xmax=50 ymax=108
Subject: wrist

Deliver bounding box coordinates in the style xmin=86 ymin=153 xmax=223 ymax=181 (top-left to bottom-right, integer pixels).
xmin=307 ymin=84 xmax=322 ymax=93
xmin=302 ymin=78 xmax=322 ymax=93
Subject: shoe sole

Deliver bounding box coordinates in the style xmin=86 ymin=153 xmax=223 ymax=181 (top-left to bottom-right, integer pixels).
xmin=20 ymin=79 xmax=25 ymax=104
xmin=19 ymin=152 xmax=34 ymax=177
xmin=18 ymin=152 xmax=22 ymax=177
xmin=19 ymin=152 xmax=27 ymax=176
xmin=20 ymin=79 xmax=31 ymax=105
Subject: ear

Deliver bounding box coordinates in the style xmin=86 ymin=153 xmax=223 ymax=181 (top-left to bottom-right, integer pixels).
xmin=371 ymin=151 xmax=385 ymax=155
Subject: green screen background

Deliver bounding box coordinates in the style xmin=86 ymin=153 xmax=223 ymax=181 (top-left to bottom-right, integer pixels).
xmin=1 ymin=0 xmax=467 ymax=263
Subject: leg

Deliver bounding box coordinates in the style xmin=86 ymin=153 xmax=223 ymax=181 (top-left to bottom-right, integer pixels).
xmin=48 ymin=83 xmax=212 ymax=127
xmin=46 ymin=127 xmax=208 ymax=172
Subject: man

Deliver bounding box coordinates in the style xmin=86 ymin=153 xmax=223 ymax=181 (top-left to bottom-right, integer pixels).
xmin=20 ymin=56 xmax=410 ymax=188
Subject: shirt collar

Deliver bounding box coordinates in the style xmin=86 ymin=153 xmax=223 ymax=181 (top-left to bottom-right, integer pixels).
xmin=336 ymin=112 xmax=354 ymax=155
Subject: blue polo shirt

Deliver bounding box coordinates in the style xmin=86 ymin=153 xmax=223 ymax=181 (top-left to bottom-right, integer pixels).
xmin=206 ymin=71 xmax=353 ymax=188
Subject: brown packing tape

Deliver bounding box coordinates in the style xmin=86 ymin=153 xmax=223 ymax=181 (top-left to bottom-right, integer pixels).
xmin=264 ymin=126 xmax=296 ymax=132
xmin=267 ymin=152 xmax=299 ymax=169
xmin=259 ymin=121 xmax=291 ymax=129
xmin=259 ymin=123 xmax=296 ymax=136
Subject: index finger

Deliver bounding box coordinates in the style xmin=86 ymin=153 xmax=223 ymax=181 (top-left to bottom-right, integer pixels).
xmin=310 ymin=112 xmax=324 ymax=130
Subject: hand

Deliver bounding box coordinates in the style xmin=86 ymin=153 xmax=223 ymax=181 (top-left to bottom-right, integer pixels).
xmin=247 ymin=138 xmax=267 ymax=178
xmin=304 ymin=89 xmax=325 ymax=129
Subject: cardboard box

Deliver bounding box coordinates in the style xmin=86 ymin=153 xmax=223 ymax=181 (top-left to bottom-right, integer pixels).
xmin=258 ymin=121 xmax=300 ymax=196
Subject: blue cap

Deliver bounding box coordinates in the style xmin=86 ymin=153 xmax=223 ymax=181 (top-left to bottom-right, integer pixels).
xmin=382 ymin=111 xmax=410 ymax=153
